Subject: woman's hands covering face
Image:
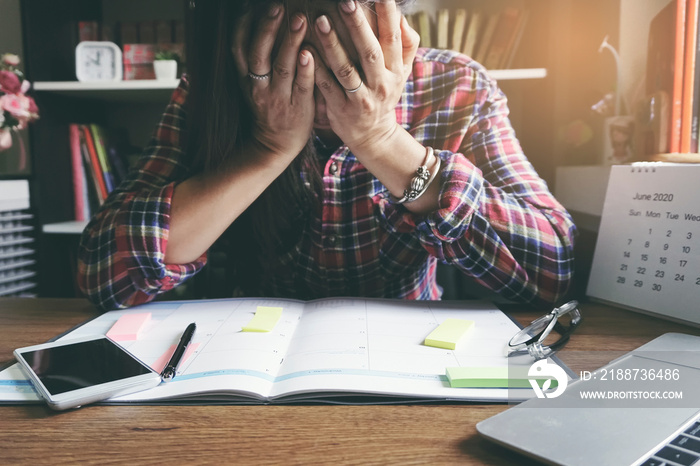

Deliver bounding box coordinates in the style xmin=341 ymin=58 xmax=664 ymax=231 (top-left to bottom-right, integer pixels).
xmin=231 ymin=1 xmax=420 ymax=159
xmin=231 ymin=4 xmax=316 ymax=160
xmin=312 ymin=0 xmax=419 ymax=154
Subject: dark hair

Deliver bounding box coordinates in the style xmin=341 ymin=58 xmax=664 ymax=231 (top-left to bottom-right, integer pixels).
xmin=184 ymin=0 xmax=414 ymax=295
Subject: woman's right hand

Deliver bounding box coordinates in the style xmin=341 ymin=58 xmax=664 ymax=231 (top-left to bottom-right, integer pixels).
xmin=231 ymin=4 xmax=316 ymax=161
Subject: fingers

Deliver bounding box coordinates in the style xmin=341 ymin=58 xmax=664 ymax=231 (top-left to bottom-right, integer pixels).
xmin=244 ymin=4 xmax=286 ymax=83
xmin=400 ymin=15 xmax=420 ymax=80
xmin=294 ymin=49 xmax=315 ymax=102
xmin=315 ymin=14 xmax=364 ymax=93
xmin=231 ymin=10 xmax=253 ymax=80
xmin=310 ymin=47 xmax=346 ymax=106
xmin=270 ymin=12 xmax=309 ymax=93
xmin=373 ymin=0 xmax=403 ymax=72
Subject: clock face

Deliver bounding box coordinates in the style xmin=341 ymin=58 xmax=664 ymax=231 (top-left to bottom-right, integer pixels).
xmin=76 ymin=41 xmax=123 ymax=82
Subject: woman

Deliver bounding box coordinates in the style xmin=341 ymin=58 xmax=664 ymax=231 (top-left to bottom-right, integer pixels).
xmin=77 ymin=0 xmax=576 ymax=311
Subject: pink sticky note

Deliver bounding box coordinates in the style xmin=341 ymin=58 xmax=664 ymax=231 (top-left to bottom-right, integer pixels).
xmin=106 ymin=313 xmax=151 ymax=342
xmin=151 ymin=342 xmax=199 ymax=374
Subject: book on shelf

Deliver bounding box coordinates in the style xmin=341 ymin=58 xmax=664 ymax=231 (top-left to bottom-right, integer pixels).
xmin=77 ymin=21 xmax=99 ymax=42
xmin=483 ymin=7 xmax=526 ymax=70
xmin=123 ymin=42 xmax=185 ymax=80
xmin=69 ymin=124 xmax=135 ymax=221
xmin=89 ymin=124 xmax=116 ymax=195
xmin=0 ymin=298 xmax=572 ymax=405
xmin=461 ymin=10 xmax=483 ymax=58
xmin=436 ymin=9 xmax=450 ymax=50
xmin=692 ymin=0 xmax=700 ymax=152
xmin=414 ymin=11 xmax=433 ymax=48
xmin=473 ymin=11 xmax=500 ymax=65
xmin=450 ymin=9 xmax=469 ymax=54
xmin=500 ymin=8 xmax=530 ymax=69
xmin=682 ymin=0 xmax=700 ymax=153
xmin=69 ymin=125 xmax=89 ymax=222
xmin=80 ymin=125 xmax=108 ymax=203
xmin=407 ymin=7 xmax=529 ymax=69
xmin=648 ymin=0 xmax=687 ymax=154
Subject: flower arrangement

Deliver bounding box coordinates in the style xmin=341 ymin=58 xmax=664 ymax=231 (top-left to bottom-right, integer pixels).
xmin=0 ymin=53 xmax=39 ymax=152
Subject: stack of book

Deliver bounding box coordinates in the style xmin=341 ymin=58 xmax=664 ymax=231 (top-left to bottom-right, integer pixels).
xmin=645 ymin=0 xmax=700 ymax=158
xmin=406 ymin=6 xmax=529 ymax=69
xmin=68 ymin=124 xmax=136 ymax=221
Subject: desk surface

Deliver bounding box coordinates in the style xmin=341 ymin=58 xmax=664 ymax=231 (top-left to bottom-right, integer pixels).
xmin=1 ymin=298 xmax=699 ymax=465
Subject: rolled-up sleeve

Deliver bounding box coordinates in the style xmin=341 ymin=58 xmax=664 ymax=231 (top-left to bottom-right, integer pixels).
xmin=77 ymin=78 xmax=206 ymax=311
xmin=378 ymin=50 xmax=576 ymax=304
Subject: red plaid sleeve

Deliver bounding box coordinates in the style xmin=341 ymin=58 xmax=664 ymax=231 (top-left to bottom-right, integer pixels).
xmin=376 ymin=49 xmax=576 ymax=305
xmin=77 ymin=77 xmax=207 ymax=311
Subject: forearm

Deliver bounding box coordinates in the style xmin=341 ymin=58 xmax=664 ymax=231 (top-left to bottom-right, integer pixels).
xmin=412 ymin=152 xmax=576 ymax=304
xmin=165 ymin=142 xmax=295 ymax=264
xmin=349 ymin=124 xmax=442 ymax=215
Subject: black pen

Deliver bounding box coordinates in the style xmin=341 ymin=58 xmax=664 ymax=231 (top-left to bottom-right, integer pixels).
xmin=161 ymin=322 xmax=196 ymax=381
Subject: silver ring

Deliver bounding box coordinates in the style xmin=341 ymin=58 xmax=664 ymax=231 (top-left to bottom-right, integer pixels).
xmin=248 ymin=71 xmax=272 ymax=80
xmin=344 ymin=81 xmax=363 ymax=93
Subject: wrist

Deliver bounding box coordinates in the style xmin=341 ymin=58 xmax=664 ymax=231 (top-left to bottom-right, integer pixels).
xmin=242 ymin=138 xmax=300 ymax=171
xmin=345 ymin=122 xmax=401 ymax=162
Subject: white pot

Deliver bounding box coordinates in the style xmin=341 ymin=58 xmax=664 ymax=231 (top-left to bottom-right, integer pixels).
xmin=153 ymin=60 xmax=177 ymax=80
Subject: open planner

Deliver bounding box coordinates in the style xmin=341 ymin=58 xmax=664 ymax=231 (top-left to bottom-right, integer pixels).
xmin=0 ymin=297 xmax=565 ymax=404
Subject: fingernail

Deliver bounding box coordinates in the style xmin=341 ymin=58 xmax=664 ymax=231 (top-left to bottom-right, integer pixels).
xmin=316 ymin=15 xmax=331 ymax=34
xmin=299 ymin=51 xmax=310 ymax=66
xmin=268 ymin=4 xmax=281 ymax=17
xmin=291 ymin=14 xmax=305 ymax=32
xmin=341 ymin=0 xmax=356 ymax=13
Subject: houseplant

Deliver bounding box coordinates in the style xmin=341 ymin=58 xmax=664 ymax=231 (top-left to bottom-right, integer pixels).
xmin=153 ymin=50 xmax=180 ymax=80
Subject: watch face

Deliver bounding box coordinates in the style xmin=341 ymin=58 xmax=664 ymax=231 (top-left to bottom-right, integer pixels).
xmin=76 ymin=42 xmax=122 ymax=81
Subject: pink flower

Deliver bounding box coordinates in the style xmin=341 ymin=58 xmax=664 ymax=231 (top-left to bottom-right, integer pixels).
xmin=0 ymin=93 xmax=33 ymax=123
xmin=1 ymin=54 xmax=20 ymax=67
xmin=0 ymin=70 xmax=21 ymax=94
xmin=20 ymin=79 xmax=31 ymax=94
xmin=0 ymin=128 xmax=12 ymax=151
xmin=26 ymin=96 xmax=38 ymax=116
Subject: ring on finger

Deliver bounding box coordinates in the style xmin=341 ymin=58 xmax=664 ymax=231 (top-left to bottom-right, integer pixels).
xmin=344 ymin=80 xmax=363 ymax=93
xmin=248 ymin=71 xmax=272 ymax=80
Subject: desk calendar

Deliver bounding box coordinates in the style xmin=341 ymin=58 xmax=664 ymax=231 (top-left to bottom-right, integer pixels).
xmin=587 ymin=164 xmax=700 ymax=326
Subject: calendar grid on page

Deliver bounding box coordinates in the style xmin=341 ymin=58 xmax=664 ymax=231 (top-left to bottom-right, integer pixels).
xmin=587 ymin=164 xmax=700 ymax=326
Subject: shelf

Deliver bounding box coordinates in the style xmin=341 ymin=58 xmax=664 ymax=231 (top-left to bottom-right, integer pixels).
xmin=487 ymin=68 xmax=547 ymax=80
xmin=33 ymin=80 xmax=180 ymax=103
xmin=32 ymin=68 xmax=546 ymax=104
xmin=42 ymin=220 xmax=89 ymax=235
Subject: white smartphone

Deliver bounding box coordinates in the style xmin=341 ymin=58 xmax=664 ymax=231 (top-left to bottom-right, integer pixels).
xmin=14 ymin=335 xmax=162 ymax=410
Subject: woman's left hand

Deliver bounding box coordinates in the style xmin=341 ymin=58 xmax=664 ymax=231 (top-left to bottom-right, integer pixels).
xmin=312 ymin=0 xmax=419 ymax=155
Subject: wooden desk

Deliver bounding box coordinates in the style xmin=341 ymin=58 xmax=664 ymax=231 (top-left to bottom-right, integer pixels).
xmin=1 ymin=298 xmax=699 ymax=465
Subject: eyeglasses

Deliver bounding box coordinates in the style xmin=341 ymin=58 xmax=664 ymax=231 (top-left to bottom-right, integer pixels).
xmin=507 ymin=300 xmax=582 ymax=361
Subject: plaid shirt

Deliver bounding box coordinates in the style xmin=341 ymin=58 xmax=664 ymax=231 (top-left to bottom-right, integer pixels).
xmin=77 ymin=48 xmax=576 ymax=311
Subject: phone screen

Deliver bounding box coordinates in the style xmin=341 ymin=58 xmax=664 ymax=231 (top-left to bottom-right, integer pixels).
xmin=19 ymin=338 xmax=153 ymax=396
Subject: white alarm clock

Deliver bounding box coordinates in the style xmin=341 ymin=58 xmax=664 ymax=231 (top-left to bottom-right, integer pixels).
xmin=75 ymin=41 xmax=123 ymax=82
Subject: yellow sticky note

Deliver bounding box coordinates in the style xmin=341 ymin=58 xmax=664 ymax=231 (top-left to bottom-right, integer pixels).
xmin=424 ymin=318 xmax=475 ymax=350
xmin=241 ymin=306 xmax=283 ymax=332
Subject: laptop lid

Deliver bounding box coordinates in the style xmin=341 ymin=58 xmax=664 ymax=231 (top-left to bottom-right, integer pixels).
xmin=477 ymin=333 xmax=700 ymax=466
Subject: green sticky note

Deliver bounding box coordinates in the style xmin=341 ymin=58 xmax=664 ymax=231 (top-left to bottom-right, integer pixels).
xmin=241 ymin=306 xmax=283 ymax=332
xmin=445 ymin=366 xmax=558 ymax=389
xmin=424 ymin=318 xmax=475 ymax=350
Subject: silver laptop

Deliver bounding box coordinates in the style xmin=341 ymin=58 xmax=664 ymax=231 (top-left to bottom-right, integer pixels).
xmin=477 ymin=333 xmax=700 ymax=466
